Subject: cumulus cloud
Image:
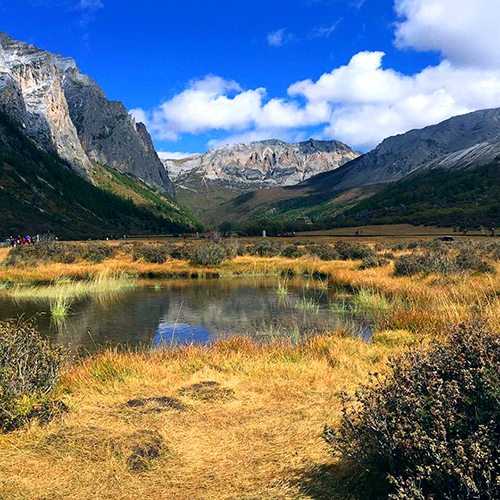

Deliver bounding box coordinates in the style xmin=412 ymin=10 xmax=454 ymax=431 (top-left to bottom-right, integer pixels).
xmin=267 ymin=29 xmax=294 ymax=47
xmin=138 ymin=0 xmax=500 ymax=151
xmin=395 ymin=0 xmax=500 ymax=69
xmin=289 ymin=51 xmax=500 ymax=149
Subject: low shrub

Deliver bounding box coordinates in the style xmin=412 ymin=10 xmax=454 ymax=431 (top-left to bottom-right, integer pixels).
xmin=334 ymin=241 xmax=374 ymax=260
xmin=324 ymin=324 xmax=500 ymax=499
xmin=393 ymin=251 xmax=457 ymax=276
xmin=4 ymin=242 xmax=116 ymax=266
xmin=249 ymin=240 xmax=282 ymax=257
xmin=0 ymin=319 xmax=66 ymax=431
xmin=455 ymin=249 xmax=496 ymax=274
xmin=280 ymin=244 xmax=306 ymax=259
xmin=222 ymin=240 xmax=245 ymax=259
xmin=359 ymin=255 xmax=390 ymax=269
xmin=187 ymin=242 xmax=229 ymax=266
xmin=132 ymin=243 xmax=172 ymax=264
xmin=82 ymin=242 xmax=116 ymax=263
xmin=307 ymin=243 xmax=340 ymax=261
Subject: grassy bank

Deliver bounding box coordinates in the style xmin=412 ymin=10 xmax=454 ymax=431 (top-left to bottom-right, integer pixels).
xmin=0 ymin=332 xmax=408 ymax=500
xmin=2 ymin=238 xmax=500 ymax=498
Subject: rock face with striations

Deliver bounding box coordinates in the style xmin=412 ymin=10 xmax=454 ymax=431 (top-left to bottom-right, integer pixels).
xmin=163 ymin=138 xmax=360 ymax=189
xmin=56 ymin=57 xmax=173 ymax=194
xmin=0 ymin=33 xmax=173 ymax=194
xmin=320 ymin=107 xmax=500 ymax=191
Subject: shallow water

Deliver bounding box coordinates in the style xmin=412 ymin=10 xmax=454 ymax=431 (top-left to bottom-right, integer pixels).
xmin=0 ymin=277 xmax=372 ymax=351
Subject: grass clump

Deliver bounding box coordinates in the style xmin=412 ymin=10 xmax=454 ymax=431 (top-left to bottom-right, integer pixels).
xmin=295 ymin=297 xmax=320 ymax=313
xmin=325 ymin=324 xmax=500 ymax=499
xmin=50 ymin=297 xmax=73 ymax=319
xmin=352 ymin=289 xmax=392 ymax=315
xmin=0 ymin=319 xmax=66 ymax=431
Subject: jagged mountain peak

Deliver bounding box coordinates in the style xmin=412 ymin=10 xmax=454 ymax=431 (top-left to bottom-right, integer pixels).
xmin=0 ymin=32 xmax=174 ymax=194
xmin=161 ymin=137 xmax=360 ymax=218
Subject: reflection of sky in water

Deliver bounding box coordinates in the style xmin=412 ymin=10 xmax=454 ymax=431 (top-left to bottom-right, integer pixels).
xmin=0 ymin=277 xmax=373 ymax=351
xmin=153 ymin=322 xmax=212 ymax=347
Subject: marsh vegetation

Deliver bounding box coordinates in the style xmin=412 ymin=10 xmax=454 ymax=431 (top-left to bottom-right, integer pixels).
xmin=1 ymin=236 xmax=500 ymax=498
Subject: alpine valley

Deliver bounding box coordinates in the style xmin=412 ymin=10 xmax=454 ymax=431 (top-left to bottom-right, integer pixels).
xmin=2 ymin=32 xmax=500 ymax=238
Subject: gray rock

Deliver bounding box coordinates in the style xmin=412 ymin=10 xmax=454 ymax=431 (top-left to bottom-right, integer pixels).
xmin=162 ymin=138 xmax=360 ymax=192
xmin=324 ymin=107 xmax=500 ymax=191
xmin=0 ymin=32 xmax=174 ymax=194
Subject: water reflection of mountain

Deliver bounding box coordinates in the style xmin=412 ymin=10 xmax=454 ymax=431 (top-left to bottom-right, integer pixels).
xmin=0 ymin=278 xmax=365 ymax=351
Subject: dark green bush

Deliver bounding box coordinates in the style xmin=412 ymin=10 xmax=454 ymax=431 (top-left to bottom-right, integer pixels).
xmin=187 ymin=242 xmax=229 ymax=266
xmin=325 ymin=324 xmax=500 ymax=499
xmin=455 ymin=249 xmax=496 ymax=274
xmin=394 ymin=252 xmax=457 ymax=276
xmin=132 ymin=243 xmax=172 ymax=264
xmin=222 ymin=240 xmax=245 ymax=259
xmin=249 ymin=240 xmax=282 ymax=257
xmin=0 ymin=319 xmax=66 ymax=431
xmin=307 ymin=243 xmax=340 ymax=261
xmin=359 ymin=255 xmax=390 ymax=269
xmin=280 ymin=244 xmax=306 ymax=259
xmin=4 ymin=242 xmax=116 ymax=267
xmin=82 ymin=242 xmax=116 ymax=263
xmin=334 ymin=241 xmax=374 ymax=260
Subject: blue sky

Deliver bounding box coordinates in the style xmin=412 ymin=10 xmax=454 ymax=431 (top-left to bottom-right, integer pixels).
xmin=2 ymin=0 xmax=500 ymax=157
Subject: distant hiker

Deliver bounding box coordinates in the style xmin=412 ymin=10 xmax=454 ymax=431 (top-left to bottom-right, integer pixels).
xmin=9 ymin=236 xmax=14 ymax=247
xmin=36 ymin=234 xmax=40 ymax=244
xmin=491 ymin=228 xmax=496 ymax=237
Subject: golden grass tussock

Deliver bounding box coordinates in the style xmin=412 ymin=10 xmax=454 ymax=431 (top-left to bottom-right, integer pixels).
xmin=0 ymin=333 xmax=407 ymax=500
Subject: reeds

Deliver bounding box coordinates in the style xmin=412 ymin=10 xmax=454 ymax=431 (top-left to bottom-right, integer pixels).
xmin=6 ymin=273 xmax=136 ymax=302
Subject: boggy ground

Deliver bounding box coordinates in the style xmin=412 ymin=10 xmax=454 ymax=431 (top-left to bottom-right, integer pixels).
xmin=2 ymin=238 xmax=500 ymax=498
xmin=0 ymin=334 xmax=406 ymax=500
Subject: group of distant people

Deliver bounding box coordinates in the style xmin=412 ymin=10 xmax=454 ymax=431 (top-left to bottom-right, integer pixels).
xmin=9 ymin=234 xmax=40 ymax=247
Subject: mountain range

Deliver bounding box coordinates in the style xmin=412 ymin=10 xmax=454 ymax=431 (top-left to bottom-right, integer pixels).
xmin=203 ymin=108 xmax=500 ymax=230
xmin=161 ymin=139 xmax=360 ymax=215
xmin=2 ymin=32 xmax=500 ymax=238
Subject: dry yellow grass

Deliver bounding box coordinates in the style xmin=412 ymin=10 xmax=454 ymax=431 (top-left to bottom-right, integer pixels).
xmin=2 ymin=241 xmax=500 ymax=498
xmin=0 ymin=334 xmax=407 ymax=500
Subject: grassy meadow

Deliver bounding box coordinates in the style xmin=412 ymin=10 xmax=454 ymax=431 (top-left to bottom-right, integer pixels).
xmin=1 ymin=235 xmax=500 ymax=498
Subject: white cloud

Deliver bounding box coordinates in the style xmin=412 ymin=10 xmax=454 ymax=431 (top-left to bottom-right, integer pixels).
xmin=157 ymin=151 xmax=199 ymax=160
xmin=308 ymin=20 xmax=342 ymax=39
xmin=78 ymin=0 xmax=103 ymax=10
xmin=267 ymin=29 xmax=294 ymax=47
xmin=137 ymin=0 xmax=500 ymax=151
xmin=290 ymin=53 xmax=500 ymax=149
xmin=395 ymin=0 xmax=500 ymax=68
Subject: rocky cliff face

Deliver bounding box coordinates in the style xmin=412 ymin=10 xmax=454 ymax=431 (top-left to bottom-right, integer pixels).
xmin=319 ymin=107 xmax=500 ymax=191
xmin=163 ymin=138 xmax=360 ymax=189
xmin=0 ymin=33 xmax=173 ymax=194
xmin=0 ymin=33 xmax=92 ymax=177
xmin=56 ymin=57 xmax=173 ymax=194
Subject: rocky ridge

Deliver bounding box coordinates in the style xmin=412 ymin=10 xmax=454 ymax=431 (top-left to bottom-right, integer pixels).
xmin=0 ymin=33 xmax=173 ymax=194
xmin=162 ymin=138 xmax=360 ymax=190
